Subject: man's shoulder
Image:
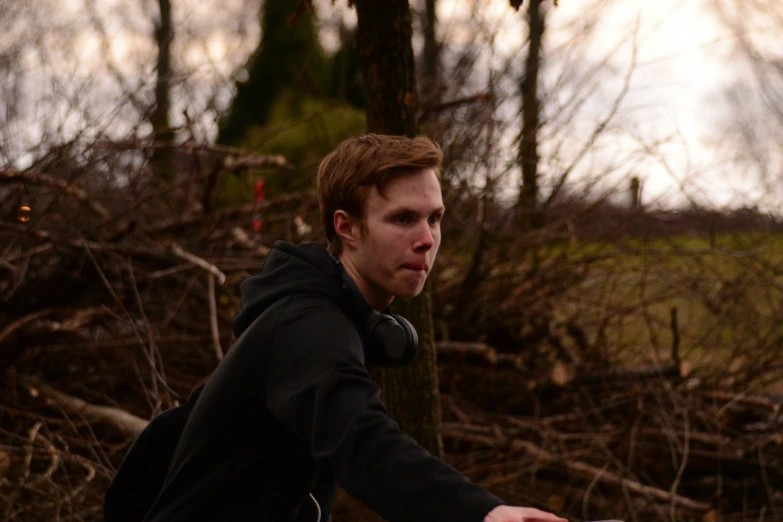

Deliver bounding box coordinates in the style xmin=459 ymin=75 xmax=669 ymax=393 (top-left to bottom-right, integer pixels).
xmin=234 ymin=293 xmax=359 ymax=351
xmin=246 ymin=293 xmax=347 ymax=324
xmin=281 ymin=292 xmax=350 ymax=314
xmin=262 ymin=293 xmax=366 ymax=368
xmin=277 ymin=293 xmax=355 ymax=330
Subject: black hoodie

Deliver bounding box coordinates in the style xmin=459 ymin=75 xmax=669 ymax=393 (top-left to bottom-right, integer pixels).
xmin=133 ymin=241 xmax=504 ymax=522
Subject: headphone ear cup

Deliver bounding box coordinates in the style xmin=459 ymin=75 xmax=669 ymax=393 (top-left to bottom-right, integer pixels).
xmin=390 ymin=314 xmax=418 ymax=366
xmin=364 ymin=313 xmax=418 ymax=367
xmin=364 ymin=314 xmax=398 ymax=367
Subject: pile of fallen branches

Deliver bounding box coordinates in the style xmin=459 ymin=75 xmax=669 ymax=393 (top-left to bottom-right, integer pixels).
xmin=0 ymin=141 xmax=318 ymax=521
xmin=1 ymin=140 xmax=316 ymax=374
xmin=1 ymin=141 xmax=782 ymax=521
xmin=437 ymin=351 xmax=783 ymax=522
xmin=5 ymin=356 xmax=781 ymax=522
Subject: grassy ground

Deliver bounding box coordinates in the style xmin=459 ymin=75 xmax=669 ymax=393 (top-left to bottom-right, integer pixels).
xmin=439 ymin=230 xmax=783 ymax=392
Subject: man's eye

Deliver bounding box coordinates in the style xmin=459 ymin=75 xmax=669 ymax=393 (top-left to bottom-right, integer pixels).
xmin=395 ymin=215 xmax=411 ymax=224
xmin=428 ymin=215 xmax=441 ymax=225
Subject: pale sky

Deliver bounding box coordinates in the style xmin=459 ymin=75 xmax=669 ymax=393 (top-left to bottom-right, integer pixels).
xmin=450 ymin=0 xmax=782 ymax=211
xmin=580 ymin=0 xmax=771 ymax=209
xmin=4 ymin=0 xmax=781 ymax=212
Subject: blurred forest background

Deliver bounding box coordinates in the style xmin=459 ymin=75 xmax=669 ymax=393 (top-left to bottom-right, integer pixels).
xmin=1 ymin=0 xmax=783 ymax=521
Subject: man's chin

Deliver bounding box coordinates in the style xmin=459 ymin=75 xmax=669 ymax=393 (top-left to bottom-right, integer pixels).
xmin=395 ymin=285 xmax=426 ymax=300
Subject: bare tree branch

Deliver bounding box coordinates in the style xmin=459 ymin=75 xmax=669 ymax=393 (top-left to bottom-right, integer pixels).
xmin=0 ymin=169 xmax=110 ymax=218
xmin=20 ymin=376 xmax=149 ymax=437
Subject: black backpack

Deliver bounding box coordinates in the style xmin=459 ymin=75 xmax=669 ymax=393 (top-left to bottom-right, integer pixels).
xmin=103 ymin=383 xmax=206 ymax=522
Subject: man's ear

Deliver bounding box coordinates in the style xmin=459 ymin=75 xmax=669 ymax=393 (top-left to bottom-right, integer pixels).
xmin=334 ymin=210 xmax=360 ymax=248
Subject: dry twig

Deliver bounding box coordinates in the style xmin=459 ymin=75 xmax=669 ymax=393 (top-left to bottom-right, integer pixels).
xmin=20 ymin=377 xmax=149 ymax=437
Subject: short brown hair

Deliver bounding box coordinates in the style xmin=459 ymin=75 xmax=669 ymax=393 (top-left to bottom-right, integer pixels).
xmin=317 ymin=134 xmax=443 ymax=255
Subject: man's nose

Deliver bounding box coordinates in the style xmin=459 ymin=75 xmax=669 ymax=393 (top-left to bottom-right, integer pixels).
xmin=413 ymin=221 xmax=434 ymax=250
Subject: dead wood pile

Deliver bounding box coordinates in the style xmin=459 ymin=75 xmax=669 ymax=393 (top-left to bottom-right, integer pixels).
xmin=438 ymin=349 xmax=783 ymax=522
xmin=0 ymin=144 xmax=781 ymax=522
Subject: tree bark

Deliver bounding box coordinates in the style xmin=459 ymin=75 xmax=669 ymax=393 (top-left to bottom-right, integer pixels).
xmin=354 ymin=0 xmax=443 ymax=460
xmin=355 ymin=0 xmax=418 ymax=138
xmin=151 ymin=0 xmax=174 ymax=180
xmin=421 ymin=0 xmax=440 ymax=101
xmin=518 ymin=0 xmax=545 ymax=229
xmin=382 ymin=282 xmax=443 ymax=457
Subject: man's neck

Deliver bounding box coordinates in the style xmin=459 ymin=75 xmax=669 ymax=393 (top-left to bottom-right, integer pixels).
xmin=338 ymin=254 xmax=393 ymax=311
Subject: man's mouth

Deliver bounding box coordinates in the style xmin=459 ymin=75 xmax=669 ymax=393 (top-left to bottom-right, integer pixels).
xmin=402 ymin=263 xmax=427 ymax=272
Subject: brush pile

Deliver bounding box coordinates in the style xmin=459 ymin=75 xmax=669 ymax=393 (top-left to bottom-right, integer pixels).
xmin=1 ymin=143 xmax=781 ymax=522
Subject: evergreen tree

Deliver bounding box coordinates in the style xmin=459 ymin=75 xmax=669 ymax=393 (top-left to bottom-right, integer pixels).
xmin=217 ymin=1 xmax=328 ymax=146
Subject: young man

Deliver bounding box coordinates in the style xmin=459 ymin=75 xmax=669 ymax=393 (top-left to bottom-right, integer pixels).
xmin=109 ymin=134 xmax=566 ymax=522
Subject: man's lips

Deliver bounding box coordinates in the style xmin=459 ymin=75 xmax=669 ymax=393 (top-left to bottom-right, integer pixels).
xmin=402 ymin=263 xmax=427 ymax=271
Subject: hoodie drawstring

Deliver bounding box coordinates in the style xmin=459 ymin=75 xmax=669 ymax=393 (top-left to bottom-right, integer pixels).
xmin=309 ymin=493 xmax=321 ymax=522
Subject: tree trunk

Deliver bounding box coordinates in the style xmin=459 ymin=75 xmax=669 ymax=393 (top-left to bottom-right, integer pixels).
xmin=151 ymin=0 xmax=174 ymax=180
xmin=382 ymin=282 xmax=443 ymax=456
xmin=518 ymin=0 xmax=545 ymax=229
xmin=355 ymin=0 xmax=418 ymax=138
xmin=421 ymin=0 xmax=440 ymax=101
xmin=354 ymin=0 xmax=443 ymax=460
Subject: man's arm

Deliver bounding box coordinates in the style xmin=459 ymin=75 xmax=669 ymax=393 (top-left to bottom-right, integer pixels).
xmin=265 ymin=302 xmax=564 ymax=522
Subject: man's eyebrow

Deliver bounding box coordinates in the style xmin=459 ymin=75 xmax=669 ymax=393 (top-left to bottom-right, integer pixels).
xmin=385 ymin=205 xmax=446 ymax=215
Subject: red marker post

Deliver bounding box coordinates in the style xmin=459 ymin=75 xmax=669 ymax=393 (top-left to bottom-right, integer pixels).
xmin=252 ymin=178 xmax=265 ymax=232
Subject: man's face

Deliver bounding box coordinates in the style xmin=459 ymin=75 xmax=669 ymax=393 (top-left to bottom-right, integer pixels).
xmin=337 ymin=168 xmax=444 ymax=310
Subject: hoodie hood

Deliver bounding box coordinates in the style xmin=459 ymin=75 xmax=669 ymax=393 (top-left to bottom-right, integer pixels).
xmin=233 ymin=241 xmax=347 ymax=337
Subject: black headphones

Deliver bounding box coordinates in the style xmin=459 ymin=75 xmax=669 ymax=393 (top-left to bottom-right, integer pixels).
xmin=336 ymin=261 xmax=419 ymax=367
